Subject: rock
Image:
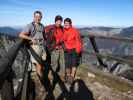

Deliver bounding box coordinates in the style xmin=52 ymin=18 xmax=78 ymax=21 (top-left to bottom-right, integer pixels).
xmin=88 ymin=72 xmax=96 ymax=78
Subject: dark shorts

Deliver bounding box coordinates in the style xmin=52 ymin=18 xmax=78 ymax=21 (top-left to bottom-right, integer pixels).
xmin=64 ymin=49 xmax=79 ymax=68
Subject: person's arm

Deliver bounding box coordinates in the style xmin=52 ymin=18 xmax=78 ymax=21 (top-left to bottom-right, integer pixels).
xmin=19 ymin=31 xmax=32 ymax=41
xmin=19 ymin=24 xmax=36 ymax=43
xmin=44 ymin=25 xmax=53 ymax=33
xmin=75 ymin=29 xmax=82 ymax=54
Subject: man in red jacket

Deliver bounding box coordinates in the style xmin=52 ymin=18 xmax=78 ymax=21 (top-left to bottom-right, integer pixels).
xmin=63 ymin=18 xmax=82 ymax=84
xmin=44 ymin=15 xmax=65 ymax=82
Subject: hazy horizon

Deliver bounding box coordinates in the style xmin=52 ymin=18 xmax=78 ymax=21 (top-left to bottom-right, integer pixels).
xmin=0 ymin=24 xmax=130 ymax=29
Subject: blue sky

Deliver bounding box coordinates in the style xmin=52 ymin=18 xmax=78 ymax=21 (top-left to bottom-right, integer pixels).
xmin=0 ymin=0 xmax=133 ymax=27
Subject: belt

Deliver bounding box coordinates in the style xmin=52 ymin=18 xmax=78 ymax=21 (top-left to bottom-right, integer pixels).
xmin=55 ymin=48 xmax=59 ymax=50
xmin=55 ymin=47 xmax=63 ymax=50
xmin=55 ymin=48 xmax=62 ymax=50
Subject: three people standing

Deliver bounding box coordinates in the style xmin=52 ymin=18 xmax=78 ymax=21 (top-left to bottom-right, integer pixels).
xmin=19 ymin=10 xmax=82 ymax=100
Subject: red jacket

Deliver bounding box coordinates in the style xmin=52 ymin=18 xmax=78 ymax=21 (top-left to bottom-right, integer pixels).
xmin=44 ymin=24 xmax=63 ymax=49
xmin=63 ymin=27 xmax=82 ymax=54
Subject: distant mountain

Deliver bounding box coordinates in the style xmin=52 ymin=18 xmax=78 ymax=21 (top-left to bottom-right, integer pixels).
xmin=119 ymin=26 xmax=133 ymax=37
xmin=79 ymin=26 xmax=133 ymax=37
xmin=0 ymin=27 xmax=21 ymax=36
xmin=79 ymin=26 xmax=122 ymax=36
xmin=91 ymin=26 xmax=116 ymax=31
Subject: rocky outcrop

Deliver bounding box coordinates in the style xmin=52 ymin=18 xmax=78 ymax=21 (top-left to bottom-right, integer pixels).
xmin=76 ymin=64 xmax=133 ymax=100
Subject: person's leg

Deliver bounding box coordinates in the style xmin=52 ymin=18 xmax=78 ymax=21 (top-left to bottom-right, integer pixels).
xmin=59 ymin=49 xmax=66 ymax=81
xmin=71 ymin=67 xmax=77 ymax=78
xmin=32 ymin=44 xmax=48 ymax=77
xmin=41 ymin=48 xmax=47 ymax=61
xmin=51 ymin=50 xmax=59 ymax=72
xmin=69 ymin=50 xmax=78 ymax=83
xmin=31 ymin=45 xmax=44 ymax=77
xmin=64 ymin=52 xmax=72 ymax=82
xmin=50 ymin=50 xmax=59 ymax=86
xmin=30 ymin=71 xmax=47 ymax=100
xmin=35 ymin=63 xmax=43 ymax=77
xmin=66 ymin=68 xmax=71 ymax=77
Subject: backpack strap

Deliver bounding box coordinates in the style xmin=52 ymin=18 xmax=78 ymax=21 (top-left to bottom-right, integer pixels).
xmin=44 ymin=26 xmax=55 ymax=52
xmin=29 ymin=22 xmax=44 ymax=37
xmin=28 ymin=22 xmax=36 ymax=37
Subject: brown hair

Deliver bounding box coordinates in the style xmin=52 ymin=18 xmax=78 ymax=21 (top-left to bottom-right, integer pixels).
xmin=55 ymin=15 xmax=63 ymax=22
xmin=64 ymin=18 xmax=72 ymax=24
xmin=34 ymin=11 xmax=42 ymax=17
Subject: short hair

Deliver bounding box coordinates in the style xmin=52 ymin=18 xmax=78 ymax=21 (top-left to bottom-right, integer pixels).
xmin=64 ymin=18 xmax=72 ymax=24
xmin=34 ymin=11 xmax=42 ymax=17
xmin=55 ymin=15 xmax=63 ymax=22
